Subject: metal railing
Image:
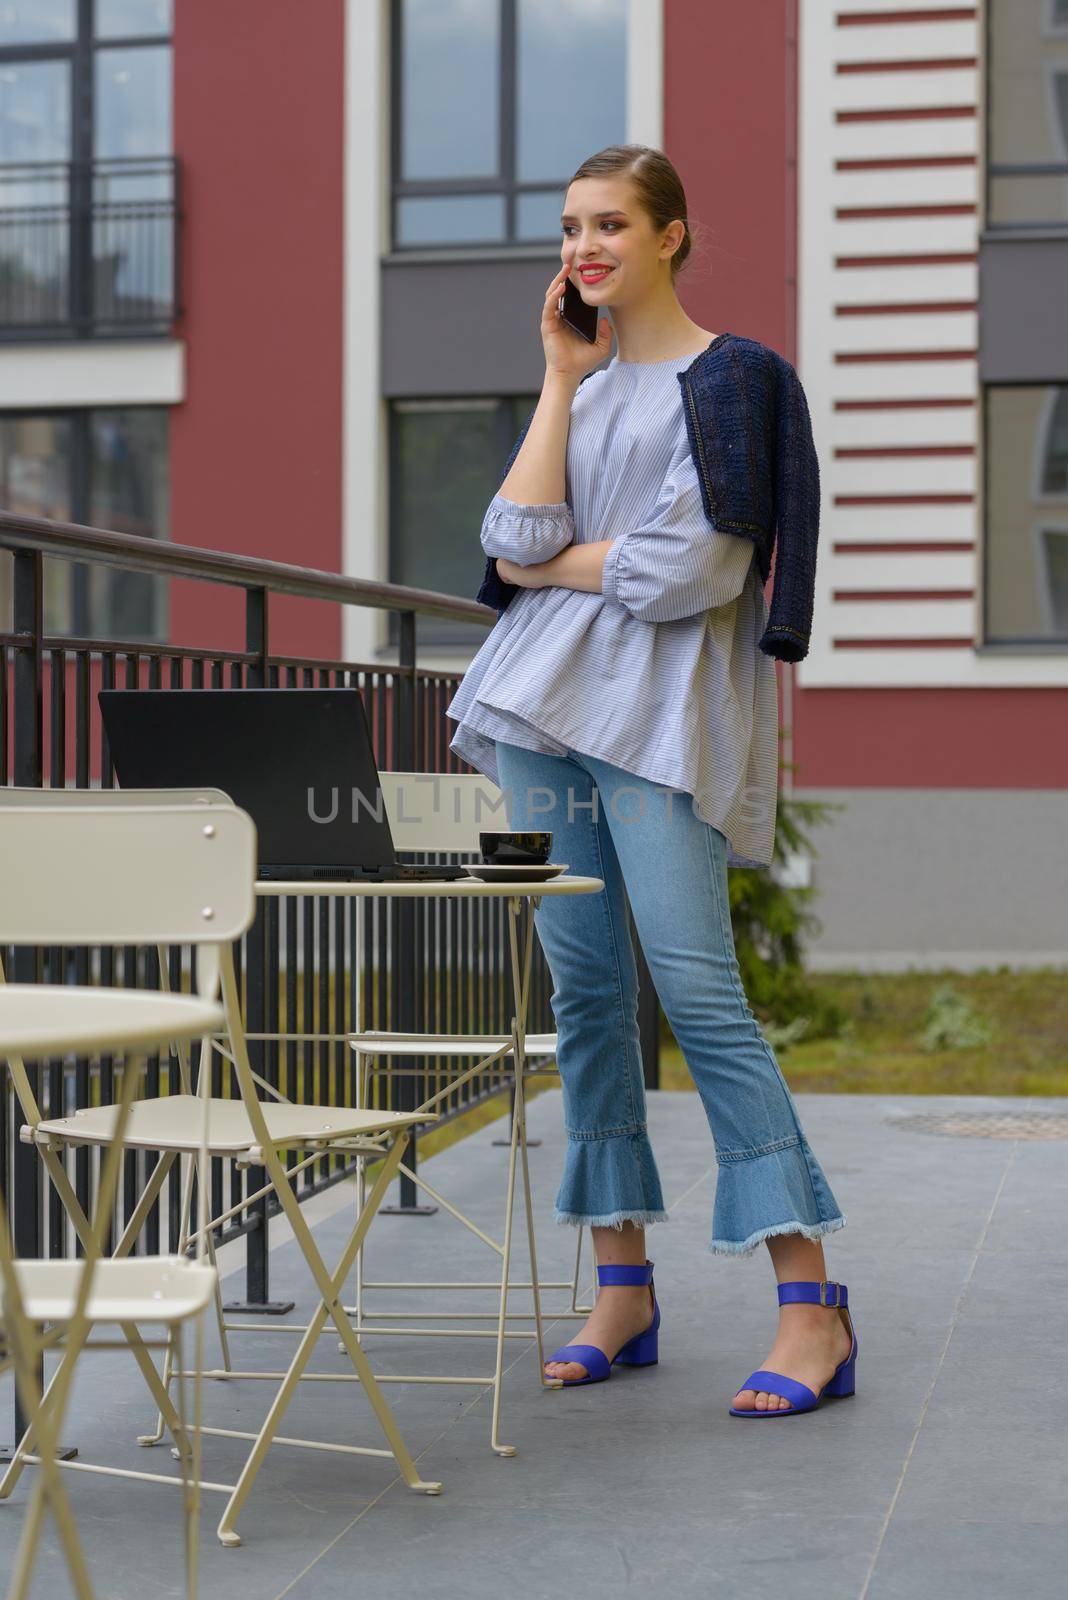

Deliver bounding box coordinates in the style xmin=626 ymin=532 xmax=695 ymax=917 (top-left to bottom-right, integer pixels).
xmin=0 ymin=157 xmax=179 ymax=338
xmin=0 ymin=509 xmax=660 ymax=1319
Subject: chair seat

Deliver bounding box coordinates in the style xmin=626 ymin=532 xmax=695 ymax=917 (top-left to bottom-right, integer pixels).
xmin=0 ymin=985 xmax=225 ymax=1059
xmin=30 ymin=1094 xmax=434 ymax=1155
xmin=3 ymin=1257 xmax=217 ymax=1325
xmin=348 ymin=1030 xmax=558 ymax=1057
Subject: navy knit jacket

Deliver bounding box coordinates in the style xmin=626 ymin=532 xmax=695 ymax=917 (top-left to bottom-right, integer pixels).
xmin=475 ymin=331 xmax=820 ymax=663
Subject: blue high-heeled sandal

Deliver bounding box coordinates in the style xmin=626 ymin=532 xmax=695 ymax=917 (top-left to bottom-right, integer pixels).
xmin=544 ymin=1259 xmax=660 ymax=1387
xmin=728 ymin=1279 xmax=857 ymax=1418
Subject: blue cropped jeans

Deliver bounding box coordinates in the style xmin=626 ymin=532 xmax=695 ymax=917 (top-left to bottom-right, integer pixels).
xmin=493 ymin=739 xmax=846 ymax=1257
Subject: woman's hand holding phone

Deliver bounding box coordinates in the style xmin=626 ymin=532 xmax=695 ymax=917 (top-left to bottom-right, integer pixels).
xmin=493 ymin=264 xmax=603 ymax=514
xmin=542 ymin=263 xmax=613 ymax=381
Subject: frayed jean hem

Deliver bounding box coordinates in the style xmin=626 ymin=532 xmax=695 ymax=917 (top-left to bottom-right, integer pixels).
xmin=707 ymin=1213 xmax=847 ymax=1259
xmin=553 ymin=1208 xmax=671 ymax=1230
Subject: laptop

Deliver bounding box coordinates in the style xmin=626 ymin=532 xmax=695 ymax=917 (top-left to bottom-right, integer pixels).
xmin=98 ymin=687 xmax=467 ymax=883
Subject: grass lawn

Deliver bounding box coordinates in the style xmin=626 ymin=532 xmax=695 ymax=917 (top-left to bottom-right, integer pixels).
xmin=659 ymin=968 xmax=1068 ymax=1096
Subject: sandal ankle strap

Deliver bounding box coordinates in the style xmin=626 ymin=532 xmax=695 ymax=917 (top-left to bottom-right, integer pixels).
xmin=597 ymin=1259 xmax=654 ymax=1287
xmin=777 ymin=1280 xmax=847 ymax=1308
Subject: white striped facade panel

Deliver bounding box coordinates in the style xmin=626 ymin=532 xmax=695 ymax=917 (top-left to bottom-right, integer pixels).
xmin=833 ymin=455 xmax=976 ymax=496
xmin=832 ymin=66 xmax=978 ymax=111
xmin=832 ymin=313 xmax=977 ymax=351
xmin=830 ymin=215 xmax=979 ymax=254
xmin=831 ymin=552 xmax=976 ymax=590
xmin=830 ymin=117 xmax=977 ymax=160
xmin=795 ymin=6 xmax=1063 ymax=683
xmin=827 ymin=504 xmax=976 ymax=542
xmin=832 ymin=0 xmax=975 ymax=16
xmin=833 ymin=407 xmax=976 ymax=448
xmin=832 ymin=359 xmax=977 ymax=400
xmin=832 ymin=598 xmax=975 ymax=639
xmin=834 ymin=20 xmax=980 ymax=63
xmin=832 ymin=264 xmax=977 ymax=304
xmin=834 ymin=166 xmax=978 ymax=207
xmin=802 ymin=650 xmax=1068 ymax=688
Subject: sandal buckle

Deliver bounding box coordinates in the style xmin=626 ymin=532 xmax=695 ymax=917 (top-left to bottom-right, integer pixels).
xmin=820 ymin=1281 xmax=840 ymax=1307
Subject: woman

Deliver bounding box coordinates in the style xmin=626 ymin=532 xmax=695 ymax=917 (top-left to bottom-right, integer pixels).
xmin=445 ymin=145 xmax=857 ymax=1418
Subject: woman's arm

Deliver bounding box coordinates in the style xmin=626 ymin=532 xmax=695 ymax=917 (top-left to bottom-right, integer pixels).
xmin=481 ymin=367 xmax=583 ymax=569
xmin=500 ymin=449 xmax=756 ymax=619
xmin=498 ymin=369 xmax=580 ymax=504
xmin=496 ymin=541 xmax=613 ymax=591
xmin=482 ymin=496 xmax=577 ymax=568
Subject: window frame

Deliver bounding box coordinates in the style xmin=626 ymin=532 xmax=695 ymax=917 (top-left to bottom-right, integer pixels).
xmin=981 ymin=380 xmax=1068 ymax=649
xmin=0 ymin=0 xmax=173 ymax=169
xmin=1045 ymin=0 xmax=1068 ymax=39
xmin=984 ymin=0 xmax=1068 ymax=232
xmin=386 ymin=391 xmax=539 ymax=650
xmin=0 ymin=0 xmax=175 ymax=339
xmin=390 ymin=0 xmax=621 ymax=251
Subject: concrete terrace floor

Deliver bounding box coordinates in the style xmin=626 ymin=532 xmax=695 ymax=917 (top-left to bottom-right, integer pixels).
xmin=1 ymin=1088 xmax=1066 ymax=1600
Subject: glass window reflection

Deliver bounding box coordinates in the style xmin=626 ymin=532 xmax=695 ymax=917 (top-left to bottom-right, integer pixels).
xmin=0 ymin=409 xmax=168 ymax=640
xmin=516 ymin=0 xmax=626 ymax=184
xmin=516 ymin=188 xmax=571 ymax=241
xmin=394 ymin=0 xmax=626 ymax=249
xmin=987 ymin=0 xmax=1068 ymax=225
xmin=400 ymin=0 xmax=498 ymax=180
xmin=389 ymin=394 xmax=539 ymax=646
xmin=94 ymin=44 xmax=171 ymax=159
xmin=95 ymin=0 xmax=172 ymax=39
xmin=396 ymin=192 xmax=505 ymax=247
xmin=0 ymin=414 xmax=73 ymax=634
xmin=89 ymin=407 xmax=169 ymax=641
xmin=0 ymin=1 xmax=74 ymax=46
xmin=0 ymin=59 xmax=71 ymax=163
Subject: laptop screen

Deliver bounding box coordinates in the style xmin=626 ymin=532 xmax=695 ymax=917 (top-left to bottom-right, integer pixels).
xmin=98 ymin=688 xmax=399 ymax=873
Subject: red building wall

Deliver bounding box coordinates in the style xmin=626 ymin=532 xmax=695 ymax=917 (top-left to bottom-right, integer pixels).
xmin=169 ymin=0 xmax=345 ymax=659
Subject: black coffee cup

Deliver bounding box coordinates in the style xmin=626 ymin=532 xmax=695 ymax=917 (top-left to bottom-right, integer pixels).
xmin=480 ymin=831 xmax=552 ymax=866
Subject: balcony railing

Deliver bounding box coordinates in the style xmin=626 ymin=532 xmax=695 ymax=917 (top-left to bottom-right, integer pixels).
xmin=0 ymin=156 xmax=179 ymax=339
xmin=0 ymin=510 xmax=661 ymax=1326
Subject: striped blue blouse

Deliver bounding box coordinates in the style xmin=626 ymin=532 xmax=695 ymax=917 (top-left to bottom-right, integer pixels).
xmin=445 ymin=351 xmax=779 ymax=869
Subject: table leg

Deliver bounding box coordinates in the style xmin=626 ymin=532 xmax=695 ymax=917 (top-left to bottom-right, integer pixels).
xmin=488 ymin=896 xmax=562 ymax=1455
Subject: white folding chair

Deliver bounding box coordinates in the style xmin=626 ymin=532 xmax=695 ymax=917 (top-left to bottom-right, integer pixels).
xmin=0 ymin=810 xmax=234 ymax=1598
xmin=342 ymin=771 xmax=593 ymax=1455
xmin=0 ymin=784 xmax=240 ymax=1378
xmin=0 ymin=802 xmax=440 ymax=1551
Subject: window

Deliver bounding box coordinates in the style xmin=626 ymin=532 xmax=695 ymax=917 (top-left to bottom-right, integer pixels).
xmin=986 ymin=0 xmax=1068 ymax=227
xmin=392 ymin=0 xmax=627 ymax=248
xmin=0 ymin=406 xmax=169 ymax=640
xmin=0 ymin=0 xmax=175 ymax=334
xmin=984 ymin=384 xmax=1068 ymax=644
xmin=388 ymin=393 xmax=539 ymax=647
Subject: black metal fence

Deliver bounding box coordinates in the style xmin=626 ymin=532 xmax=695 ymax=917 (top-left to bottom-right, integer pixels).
xmin=0 ymin=509 xmax=660 ymax=1316
xmin=0 ymin=157 xmax=179 ymax=338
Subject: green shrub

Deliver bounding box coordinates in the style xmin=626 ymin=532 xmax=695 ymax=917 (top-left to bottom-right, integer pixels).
xmin=918 ymin=982 xmax=996 ymax=1052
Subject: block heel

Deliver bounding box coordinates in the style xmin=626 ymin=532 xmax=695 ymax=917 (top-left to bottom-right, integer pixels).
xmin=822 ymin=1353 xmax=855 ymax=1398
xmin=544 ymin=1260 xmax=660 ymax=1387
xmin=613 ymin=1308 xmax=660 ymax=1368
xmin=728 ymin=1280 xmax=858 ymax=1418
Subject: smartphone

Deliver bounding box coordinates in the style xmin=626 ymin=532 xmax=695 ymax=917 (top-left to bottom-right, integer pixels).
xmin=558 ymin=274 xmax=601 ymax=344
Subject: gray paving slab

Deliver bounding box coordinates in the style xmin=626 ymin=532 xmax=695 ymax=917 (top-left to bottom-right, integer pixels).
xmin=1 ymin=1089 xmax=1066 ymax=1599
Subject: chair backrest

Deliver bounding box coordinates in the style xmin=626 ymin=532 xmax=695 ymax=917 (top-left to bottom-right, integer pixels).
xmin=378 ymin=771 xmax=511 ymax=853
xmin=0 ymin=803 xmax=256 ymax=949
xmin=0 ymin=785 xmax=232 ymax=808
